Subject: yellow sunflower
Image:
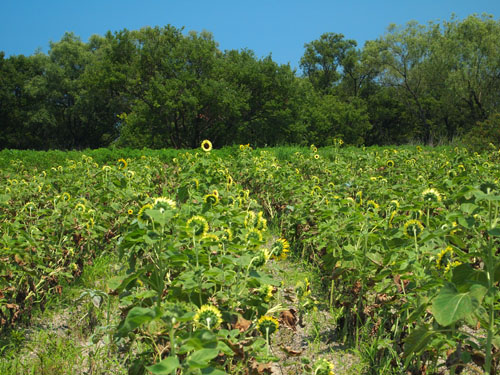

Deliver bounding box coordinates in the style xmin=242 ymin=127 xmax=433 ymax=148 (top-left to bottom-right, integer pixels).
xmin=256 ymin=315 xmax=279 ymax=336
xmin=194 ymin=305 xmax=222 ymax=329
xmin=201 ymin=140 xmax=213 ymax=152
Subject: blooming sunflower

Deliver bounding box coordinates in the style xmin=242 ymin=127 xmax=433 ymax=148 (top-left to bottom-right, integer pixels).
xmin=256 ymin=315 xmax=279 ymax=336
xmin=127 ymin=209 xmax=134 ymax=215
xmin=186 ymin=215 xmax=209 ymax=237
xmin=271 ymin=238 xmax=290 ymax=260
xmin=194 ymin=305 xmax=222 ymax=329
xmin=404 ymin=219 xmax=424 ymax=238
xmin=201 ymin=140 xmax=213 ymax=152
xmin=258 ymin=285 xmax=274 ymax=302
xmin=74 ymin=203 xmax=86 ymax=212
xmin=117 ymin=158 xmax=127 ymax=170
xmin=253 ymin=248 xmax=270 ymax=267
xmin=386 ymin=160 xmax=395 ymax=167
xmin=422 ymin=188 xmax=441 ymax=203
xmin=314 ymin=154 xmax=320 ymax=160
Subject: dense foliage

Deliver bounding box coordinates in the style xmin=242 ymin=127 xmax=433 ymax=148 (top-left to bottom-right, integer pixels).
xmin=1 ymin=14 xmax=500 ymax=150
xmin=3 ymin=143 xmax=500 ymax=374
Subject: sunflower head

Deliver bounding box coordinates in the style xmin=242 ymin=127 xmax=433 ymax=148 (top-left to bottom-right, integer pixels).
xmin=153 ymin=197 xmax=177 ymax=211
xmin=258 ymin=285 xmax=274 ymax=302
xmin=245 ymin=228 xmax=263 ymax=243
xmin=201 ymin=140 xmax=213 ymax=152
xmin=252 ymin=248 xmax=270 ymax=268
xmin=127 ymin=208 xmax=134 ymax=215
xmin=314 ymin=154 xmax=320 ymax=160
xmin=204 ymin=193 xmax=219 ymax=206
xmin=271 ymin=238 xmax=290 ymax=260
xmin=366 ymin=200 xmax=379 ymax=212
xmin=314 ymin=358 xmax=335 ymax=375
xmin=117 ymin=158 xmax=127 ymax=170
xmin=387 ymin=160 xmax=395 ymax=167
xmin=388 ymin=200 xmax=400 ymax=211
xmin=404 ymin=219 xmax=424 ymax=238
xmin=194 ymin=305 xmax=222 ymax=329
xmin=186 ymin=215 xmax=209 ymax=237
xmin=61 ymin=192 xmax=71 ymax=202
xmin=75 ymin=203 xmax=86 ymax=213
xmin=256 ymin=315 xmax=279 ymax=336
xmin=137 ymin=203 xmax=153 ymax=224
xmin=422 ymin=188 xmax=441 ymax=203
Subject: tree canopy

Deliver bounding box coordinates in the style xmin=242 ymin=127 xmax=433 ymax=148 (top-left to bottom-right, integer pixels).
xmin=1 ymin=14 xmax=499 ymax=150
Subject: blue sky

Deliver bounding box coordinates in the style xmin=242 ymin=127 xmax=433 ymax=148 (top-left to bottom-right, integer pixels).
xmin=1 ymin=0 xmax=499 ymax=70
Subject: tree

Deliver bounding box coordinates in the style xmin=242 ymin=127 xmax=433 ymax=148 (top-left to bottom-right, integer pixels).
xmin=300 ymin=33 xmax=357 ymax=93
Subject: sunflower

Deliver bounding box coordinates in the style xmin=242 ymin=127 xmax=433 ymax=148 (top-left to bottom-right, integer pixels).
xmin=127 ymin=209 xmax=134 ymax=215
xmin=314 ymin=154 xmax=320 ymax=160
xmin=256 ymin=315 xmax=279 ymax=336
xmin=61 ymin=192 xmax=71 ymax=202
xmin=117 ymin=158 xmax=127 ymax=169
xmin=153 ymin=197 xmax=177 ymax=211
xmin=194 ymin=305 xmax=222 ymax=329
xmin=186 ymin=215 xmax=209 ymax=237
xmin=436 ymin=246 xmax=461 ymax=272
xmin=388 ymin=199 xmax=400 ymax=211
xmin=253 ymin=248 xmax=270 ymax=267
xmin=201 ymin=140 xmax=213 ymax=152
xmin=366 ymin=200 xmax=379 ymax=212
xmin=137 ymin=203 xmax=153 ymax=224
xmin=204 ymin=193 xmax=219 ymax=206
xmin=386 ymin=160 xmax=395 ymax=167
xmin=201 ymin=233 xmax=220 ymax=246
xmin=404 ymin=219 xmax=424 ymax=238
xmin=422 ymin=188 xmax=441 ymax=203
xmin=245 ymin=228 xmax=263 ymax=243
xmin=272 ymin=238 xmax=290 ymax=260
xmin=314 ymin=358 xmax=335 ymax=375
xmin=75 ymin=203 xmax=86 ymax=212
xmin=258 ymin=285 xmax=274 ymax=302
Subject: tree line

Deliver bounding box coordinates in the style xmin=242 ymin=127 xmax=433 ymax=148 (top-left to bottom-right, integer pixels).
xmin=1 ymin=14 xmax=499 ymax=150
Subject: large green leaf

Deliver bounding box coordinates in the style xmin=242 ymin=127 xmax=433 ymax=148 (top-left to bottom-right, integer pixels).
xmin=187 ymin=348 xmax=219 ymax=368
xmin=431 ymin=283 xmax=487 ymax=326
xmin=116 ymin=306 xmax=156 ymax=337
xmin=146 ymin=357 xmax=180 ymax=374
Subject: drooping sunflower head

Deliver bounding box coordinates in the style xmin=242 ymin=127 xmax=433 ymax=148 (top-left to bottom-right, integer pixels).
xmin=258 ymin=285 xmax=274 ymax=302
xmin=386 ymin=160 xmax=395 ymax=168
xmin=388 ymin=199 xmax=400 ymax=211
xmin=117 ymin=158 xmax=127 ymax=170
xmin=201 ymin=140 xmax=213 ymax=152
xmin=61 ymin=192 xmax=71 ymax=202
xmin=366 ymin=200 xmax=379 ymax=212
xmin=204 ymin=193 xmax=219 ymax=206
xmin=153 ymin=197 xmax=177 ymax=211
xmin=422 ymin=188 xmax=441 ymax=203
xmin=256 ymin=315 xmax=279 ymax=336
xmin=314 ymin=358 xmax=335 ymax=375
xmin=201 ymin=233 xmax=220 ymax=247
xmin=256 ymin=211 xmax=267 ymax=231
xmin=137 ymin=203 xmax=153 ymax=224
xmin=404 ymin=219 xmax=424 ymax=238
xmin=194 ymin=305 xmax=222 ymax=329
xmin=355 ymin=191 xmax=363 ymax=205
xmin=221 ymin=228 xmax=233 ymax=242
xmin=74 ymin=203 xmax=86 ymax=213
xmin=186 ymin=215 xmax=209 ymax=237
xmin=245 ymin=228 xmax=263 ymax=243
xmin=252 ymin=248 xmax=270 ymax=268
xmin=271 ymin=238 xmax=290 ymax=260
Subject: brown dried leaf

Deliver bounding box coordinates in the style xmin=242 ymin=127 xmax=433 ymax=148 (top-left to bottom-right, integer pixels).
xmin=279 ymin=309 xmax=297 ymax=331
xmin=233 ymin=315 xmax=252 ymax=332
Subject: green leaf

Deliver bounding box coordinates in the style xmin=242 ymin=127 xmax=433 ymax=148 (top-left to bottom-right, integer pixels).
xmin=187 ymin=348 xmax=219 ymax=368
xmin=488 ymin=228 xmax=500 ymax=237
xmin=403 ymin=325 xmax=435 ymax=366
xmin=431 ymin=283 xmax=487 ymax=326
xmin=146 ymin=357 xmax=180 ymax=374
xmin=116 ymin=307 xmax=156 ymax=337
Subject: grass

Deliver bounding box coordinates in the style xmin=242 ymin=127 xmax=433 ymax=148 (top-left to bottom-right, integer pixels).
xmin=0 ymin=253 xmax=127 ymax=375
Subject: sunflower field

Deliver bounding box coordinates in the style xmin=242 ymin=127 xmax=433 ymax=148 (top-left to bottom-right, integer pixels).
xmin=2 ymin=142 xmax=500 ymax=374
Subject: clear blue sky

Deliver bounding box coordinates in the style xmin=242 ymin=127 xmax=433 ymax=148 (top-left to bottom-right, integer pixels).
xmin=1 ymin=0 xmax=499 ymax=70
